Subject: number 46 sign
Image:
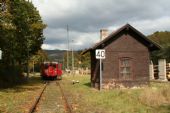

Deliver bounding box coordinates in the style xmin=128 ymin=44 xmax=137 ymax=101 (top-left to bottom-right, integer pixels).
xmin=96 ymin=49 xmax=105 ymax=59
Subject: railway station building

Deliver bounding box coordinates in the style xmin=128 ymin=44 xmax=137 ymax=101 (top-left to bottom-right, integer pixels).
xmin=82 ymin=24 xmax=161 ymax=89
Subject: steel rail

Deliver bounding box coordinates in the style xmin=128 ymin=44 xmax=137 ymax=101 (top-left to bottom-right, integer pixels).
xmin=56 ymin=82 xmax=73 ymax=113
xmin=28 ymin=82 xmax=48 ymax=113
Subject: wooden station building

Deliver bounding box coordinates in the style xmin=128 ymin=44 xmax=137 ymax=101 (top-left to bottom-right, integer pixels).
xmin=83 ymin=24 xmax=161 ymax=89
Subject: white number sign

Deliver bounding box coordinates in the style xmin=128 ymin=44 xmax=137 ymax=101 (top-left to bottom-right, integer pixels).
xmin=96 ymin=49 xmax=105 ymax=59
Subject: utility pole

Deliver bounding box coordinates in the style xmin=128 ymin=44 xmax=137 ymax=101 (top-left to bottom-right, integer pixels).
xmin=72 ymin=40 xmax=74 ymax=74
xmin=66 ymin=25 xmax=69 ymax=70
xmin=63 ymin=56 xmax=65 ymax=70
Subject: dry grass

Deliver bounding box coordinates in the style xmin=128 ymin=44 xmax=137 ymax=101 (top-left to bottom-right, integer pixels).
xmin=1 ymin=73 xmax=170 ymax=113
xmin=61 ymin=74 xmax=170 ymax=113
xmin=0 ymin=74 xmax=44 ymax=113
xmin=138 ymin=83 xmax=170 ymax=113
xmin=139 ymin=83 xmax=170 ymax=107
xmin=139 ymin=88 xmax=166 ymax=107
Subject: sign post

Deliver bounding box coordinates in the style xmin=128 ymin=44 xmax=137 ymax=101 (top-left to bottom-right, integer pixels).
xmin=96 ymin=49 xmax=105 ymax=90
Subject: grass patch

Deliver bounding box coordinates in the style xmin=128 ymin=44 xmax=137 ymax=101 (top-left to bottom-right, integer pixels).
xmin=1 ymin=73 xmax=170 ymax=113
xmin=0 ymin=73 xmax=44 ymax=113
xmin=60 ymin=74 xmax=170 ymax=113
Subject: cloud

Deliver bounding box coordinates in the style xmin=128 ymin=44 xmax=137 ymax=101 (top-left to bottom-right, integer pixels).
xmin=32 ymin=0 xmax=170 ymax=50
xmin=108 ymin=16 xmax=170 ymax=35
xmin=42 ymin=27 xmax=99 ymax=50
xmin=131 ymin=17 xmax=170 ymax=35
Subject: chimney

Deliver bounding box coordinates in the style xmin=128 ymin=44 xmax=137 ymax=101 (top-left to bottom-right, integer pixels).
xmin=100 ymin=29 xmax=108 ymax=41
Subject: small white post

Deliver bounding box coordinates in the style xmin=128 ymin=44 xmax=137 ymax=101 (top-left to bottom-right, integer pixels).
xmin=158 ymin=59 xmax=167 ymax=81
xmin=149 ymin=61 xmax=154 ymax=80
xmin=100 ymin=59 xmax=102 ymax=90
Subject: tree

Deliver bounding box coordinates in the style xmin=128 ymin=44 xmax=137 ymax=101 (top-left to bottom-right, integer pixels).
xmin=148 ymin=31 xmax=170 ymax=63
xmin=29 ymin=49 xmax=48 ymax=72
xmin=0 ymin=0 xmax=16 ymax=65
xmin=0 ymin=0 xmax=46 ymax=67
xmin=0 ymin=0 xmax=46 ymax=87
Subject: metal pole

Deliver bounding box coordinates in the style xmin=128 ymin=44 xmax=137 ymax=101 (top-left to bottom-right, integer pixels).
xmin=66 ymin=25 xmax=69 ymax=70
xmin=100 ymin=59 xmax=102 ymax=90
xmin=72 ymin=40 xmax=74 ymax=74
xmin=63 ymin=56 xmax=65 ymax=70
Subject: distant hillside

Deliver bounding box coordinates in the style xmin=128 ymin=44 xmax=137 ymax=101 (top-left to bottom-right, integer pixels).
xmin=43 ymin=49 xmax=90 ymax=68
xmin=44 ymin=49 xmax=66 ymax=61
xmin=148 ymin=31 xmax=170 ymax=47
xmin=148 ymin=31 xmax=170 ymax=63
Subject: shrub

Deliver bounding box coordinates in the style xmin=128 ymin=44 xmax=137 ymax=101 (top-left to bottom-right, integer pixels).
xmin=0 ymin=65 xmax=26 ymax=88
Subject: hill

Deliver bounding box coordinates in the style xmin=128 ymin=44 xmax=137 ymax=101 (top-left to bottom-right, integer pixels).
xmin=148 ymin=31 xmax=170 ymax=63
xmin=44 ymin=49 xmax=66 ymax=61
xmin=43 ymin=49 xmax=90 ymax=68
xmin=148 ymin=31 xmax=170 ymax=47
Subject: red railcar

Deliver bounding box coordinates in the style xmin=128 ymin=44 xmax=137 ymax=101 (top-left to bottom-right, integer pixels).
xmin=41 ymin=62 xmax=62 ymax=80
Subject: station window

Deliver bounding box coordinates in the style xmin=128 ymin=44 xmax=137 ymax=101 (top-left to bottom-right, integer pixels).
xmin=119 ymin=58 xmax=132 ymax=79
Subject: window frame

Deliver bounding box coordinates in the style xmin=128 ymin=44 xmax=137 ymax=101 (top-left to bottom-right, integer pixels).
xmin=119 ymin=57 xmax=133 ymax=80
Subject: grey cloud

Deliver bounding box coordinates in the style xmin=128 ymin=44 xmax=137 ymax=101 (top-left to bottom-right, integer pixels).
xmin=44 ymin=0 xmax=170 ymax=33
xmin=33 ymin=0 xmax=170 ymax=50
xmin=43 ymin=28 xmax=67 ymax=44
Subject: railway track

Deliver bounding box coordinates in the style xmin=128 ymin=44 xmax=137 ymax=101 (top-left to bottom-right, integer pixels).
xmin=56 ymin=81 xmax=73 ymax=113
xmin=28 ymin=81 xmax=73 ymax=113
xmin=28 ymin=82 xmax=48 ymax=113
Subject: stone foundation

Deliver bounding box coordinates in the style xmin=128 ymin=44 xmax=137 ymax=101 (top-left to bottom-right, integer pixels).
xmin=102 ymin=79 xmax=149 ymax=89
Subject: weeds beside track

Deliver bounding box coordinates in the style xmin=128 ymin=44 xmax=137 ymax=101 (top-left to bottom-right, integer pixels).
xmin=28 ymin=81 xmax=73 ymax=113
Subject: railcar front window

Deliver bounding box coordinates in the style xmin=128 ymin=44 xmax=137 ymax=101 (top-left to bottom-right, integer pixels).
xmin=45 ymin=64 xmax=49 ymax=69
xmin=52 ymin=64 xmax=56 ymax=68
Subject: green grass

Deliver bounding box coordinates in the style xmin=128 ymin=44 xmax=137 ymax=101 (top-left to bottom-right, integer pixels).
xmin=60 ymin=74 xmax=170 ymax=113
xmin=1 ymin=74 xmax=170 ymax=113
xmin=0 ymin=73 xmax=44 ymax=113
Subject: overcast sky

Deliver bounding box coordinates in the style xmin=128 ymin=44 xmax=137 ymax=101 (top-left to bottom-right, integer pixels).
xmin=32 ymin=0 xmax=170 ymax=50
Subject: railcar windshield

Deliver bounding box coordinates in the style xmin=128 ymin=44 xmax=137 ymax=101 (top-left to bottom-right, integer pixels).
xmin=44 ymin=63 xmax=49 ymax=69
xmin=52 ymin=63 xmax=56 ymax=68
